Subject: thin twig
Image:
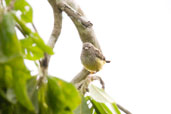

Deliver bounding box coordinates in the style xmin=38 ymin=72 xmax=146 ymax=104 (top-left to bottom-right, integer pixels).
xmin=117 ymin=103 xmax=132 ymax=114
xmin=90 ymin=76 xmax=105 ymax=89
xmin=15 ymin=24 xmax=27 ymax=37
xmin=31 ymin=22 xmax=38 ymax=33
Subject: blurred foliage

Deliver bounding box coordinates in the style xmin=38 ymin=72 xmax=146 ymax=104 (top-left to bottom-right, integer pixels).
xmin=0 ymin=0 xmax=121 ymax=114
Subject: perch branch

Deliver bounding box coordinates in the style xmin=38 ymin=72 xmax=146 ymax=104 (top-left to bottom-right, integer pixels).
xmin=71 ymin=68 xmax=90 ymax=84
xmin=117 ymin=103 xmax=132 ymax=114
xmin=56 ymin=0 xmax=102 ymax=85
xmin=39 ymin=0 xmax=62 ymax=84
xmin=76 ymin=75 xmax=105 ymax=94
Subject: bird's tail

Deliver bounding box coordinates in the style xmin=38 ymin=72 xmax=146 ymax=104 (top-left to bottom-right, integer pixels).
xmin=106 ymin=60 xmax=111 ymax=63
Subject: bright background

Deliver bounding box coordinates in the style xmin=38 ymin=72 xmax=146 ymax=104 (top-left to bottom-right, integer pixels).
xmin=27 ymin=0 xmax=171 ymax=114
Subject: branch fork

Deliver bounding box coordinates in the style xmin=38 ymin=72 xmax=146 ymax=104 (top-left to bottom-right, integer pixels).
xmin=37 ymin=0 xmax=132 ymax=113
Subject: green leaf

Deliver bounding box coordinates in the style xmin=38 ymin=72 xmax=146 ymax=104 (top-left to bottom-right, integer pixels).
xmin=74 ymin=96 xmax=91 ymax=114
xmin=38 ymin=84 xmax=50 ymax=114
xmin=32 ymin=33 xmax=54 ymax=55
xmin=46 ymin=76 xmax=81 ymax=114
xmin=14 ymin=0 xmax=33 ymax=23
xmin=6 ymin=88 xmax=17 ymax=104
xmin=111 ymin=103 xmax=121 ymax=114
xmin=11 ymin=58 xmax=34 ymax=111
xmin=0 ymin=99 xmax=13 ymax=114
xmin=4 ymin=65 xmax=13 ymax=88
xmin=88 ymin=84 xmax=121 ymax=114
xmin=5 ymin=0 xmax=11 ymax=5
xmin=88 ymin=84 xmax=114 ymax=103
xmin=0 ymin=88 xmax=15 ymax=105
xmin=20 ymin=37 xmax=44 ymax=60
xmin=13 ymin=14 xmax=32 ymax=35
xmin=0 ymin=12 xmax=34 ymax=111
xmin=13 ymin=103 xmax=36 ymax=114
xmin=27 ymin=76 xmax=39 ymax=113
xmin=13 ymin=15 xmax=54 ymax=60
xmin=5 ymin=0 xmax=33 ymax=23
xmin=0 ymin=12 xmax=22 ymax=63
xmin=20 ymin=35 xmax=53 ymax=60
xmin=87 ymin=96 xmax=112 ymax=114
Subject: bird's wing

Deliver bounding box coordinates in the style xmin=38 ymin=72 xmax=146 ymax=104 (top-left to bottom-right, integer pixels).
xmin=94 ymin=48 xmax=106 ymax=61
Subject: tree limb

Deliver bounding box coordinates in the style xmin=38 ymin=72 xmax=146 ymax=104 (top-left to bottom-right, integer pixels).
xmin=55 ymin=0 xmax=102 ymax=85
xmin=58 ymin=2 xmax=93 ymax=28
xmin=39 ymin=0 xmax=62 ymax=84
xmin=57 ymin=0 xmax=101 ymax=50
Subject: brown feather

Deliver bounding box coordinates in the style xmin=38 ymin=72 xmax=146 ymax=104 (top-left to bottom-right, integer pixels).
xmin=94 ymin=48 xmax=106 ymax=61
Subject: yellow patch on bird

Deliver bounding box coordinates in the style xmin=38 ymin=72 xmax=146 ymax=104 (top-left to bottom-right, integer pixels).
xmin=82 ymin=57 xmax=106 ymax=72
xmin=95 ymin=58 xmax=105 ymax=69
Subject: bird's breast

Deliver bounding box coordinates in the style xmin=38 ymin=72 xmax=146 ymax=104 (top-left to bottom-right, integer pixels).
xmin=81 ymin=54 xmax=105 ymax=72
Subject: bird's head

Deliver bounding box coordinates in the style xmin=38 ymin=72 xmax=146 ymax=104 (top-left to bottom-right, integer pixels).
xmin=82 ymin=42 xmax=94 ymax=51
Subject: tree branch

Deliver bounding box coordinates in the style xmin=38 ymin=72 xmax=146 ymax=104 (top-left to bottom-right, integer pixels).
xmin=39 ymin=0 xmax=62 ymax=84
xmin=71 ymin=68 xmax=90 ymax=84
xmin=57 ymin=1 xmax=101 ymax=49
xmin=58 ymin=2 xmax=93 ymax=28
xmin=90 ymin=76 xmax=105 ymax=89
xmin=56 ymin=0 xmax=102 ymax=85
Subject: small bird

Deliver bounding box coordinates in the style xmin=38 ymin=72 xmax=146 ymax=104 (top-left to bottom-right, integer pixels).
xmin=81 ymin=42 xmax=110 ymax=74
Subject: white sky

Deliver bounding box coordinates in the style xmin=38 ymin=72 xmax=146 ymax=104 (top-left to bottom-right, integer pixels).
xmin=27 ymin=0 xmax=171 ymax=114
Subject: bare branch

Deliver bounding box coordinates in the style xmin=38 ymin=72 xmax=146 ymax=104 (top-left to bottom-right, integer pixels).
xmin=117 ymin=103 xmax=132 ymax=114
xmin=58 ymin=2 xmax=93 ymax=28
xmin=31 ymin=22 xmax=38 ymax=33
xmin=90 ymin=76 xmax=105 ymax=89
xmin=39 ymin=0 xmax=62 ymax=84
xmin=47 ymin=0 xmax=62 ymax=49
xmin=57 ymin=0 xmax=102 ymax=85
xmin=71 ymin=68 xmax=90 ymax=84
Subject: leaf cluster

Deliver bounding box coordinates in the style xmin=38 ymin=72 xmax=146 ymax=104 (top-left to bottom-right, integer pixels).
xmin=0 ymin=0 xmax=80 ymax=113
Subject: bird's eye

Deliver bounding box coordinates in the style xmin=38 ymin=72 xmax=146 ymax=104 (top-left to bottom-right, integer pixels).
xmin=84 ymin=46 xmax=89 ymax=50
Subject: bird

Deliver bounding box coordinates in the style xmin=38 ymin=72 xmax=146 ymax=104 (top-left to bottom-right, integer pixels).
xmin=80 ymin=42 xmax=110 ymax=74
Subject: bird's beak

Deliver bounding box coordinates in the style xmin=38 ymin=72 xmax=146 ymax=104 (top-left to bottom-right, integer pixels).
xmin=84 ymin=47 xmax=89 ymax=50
